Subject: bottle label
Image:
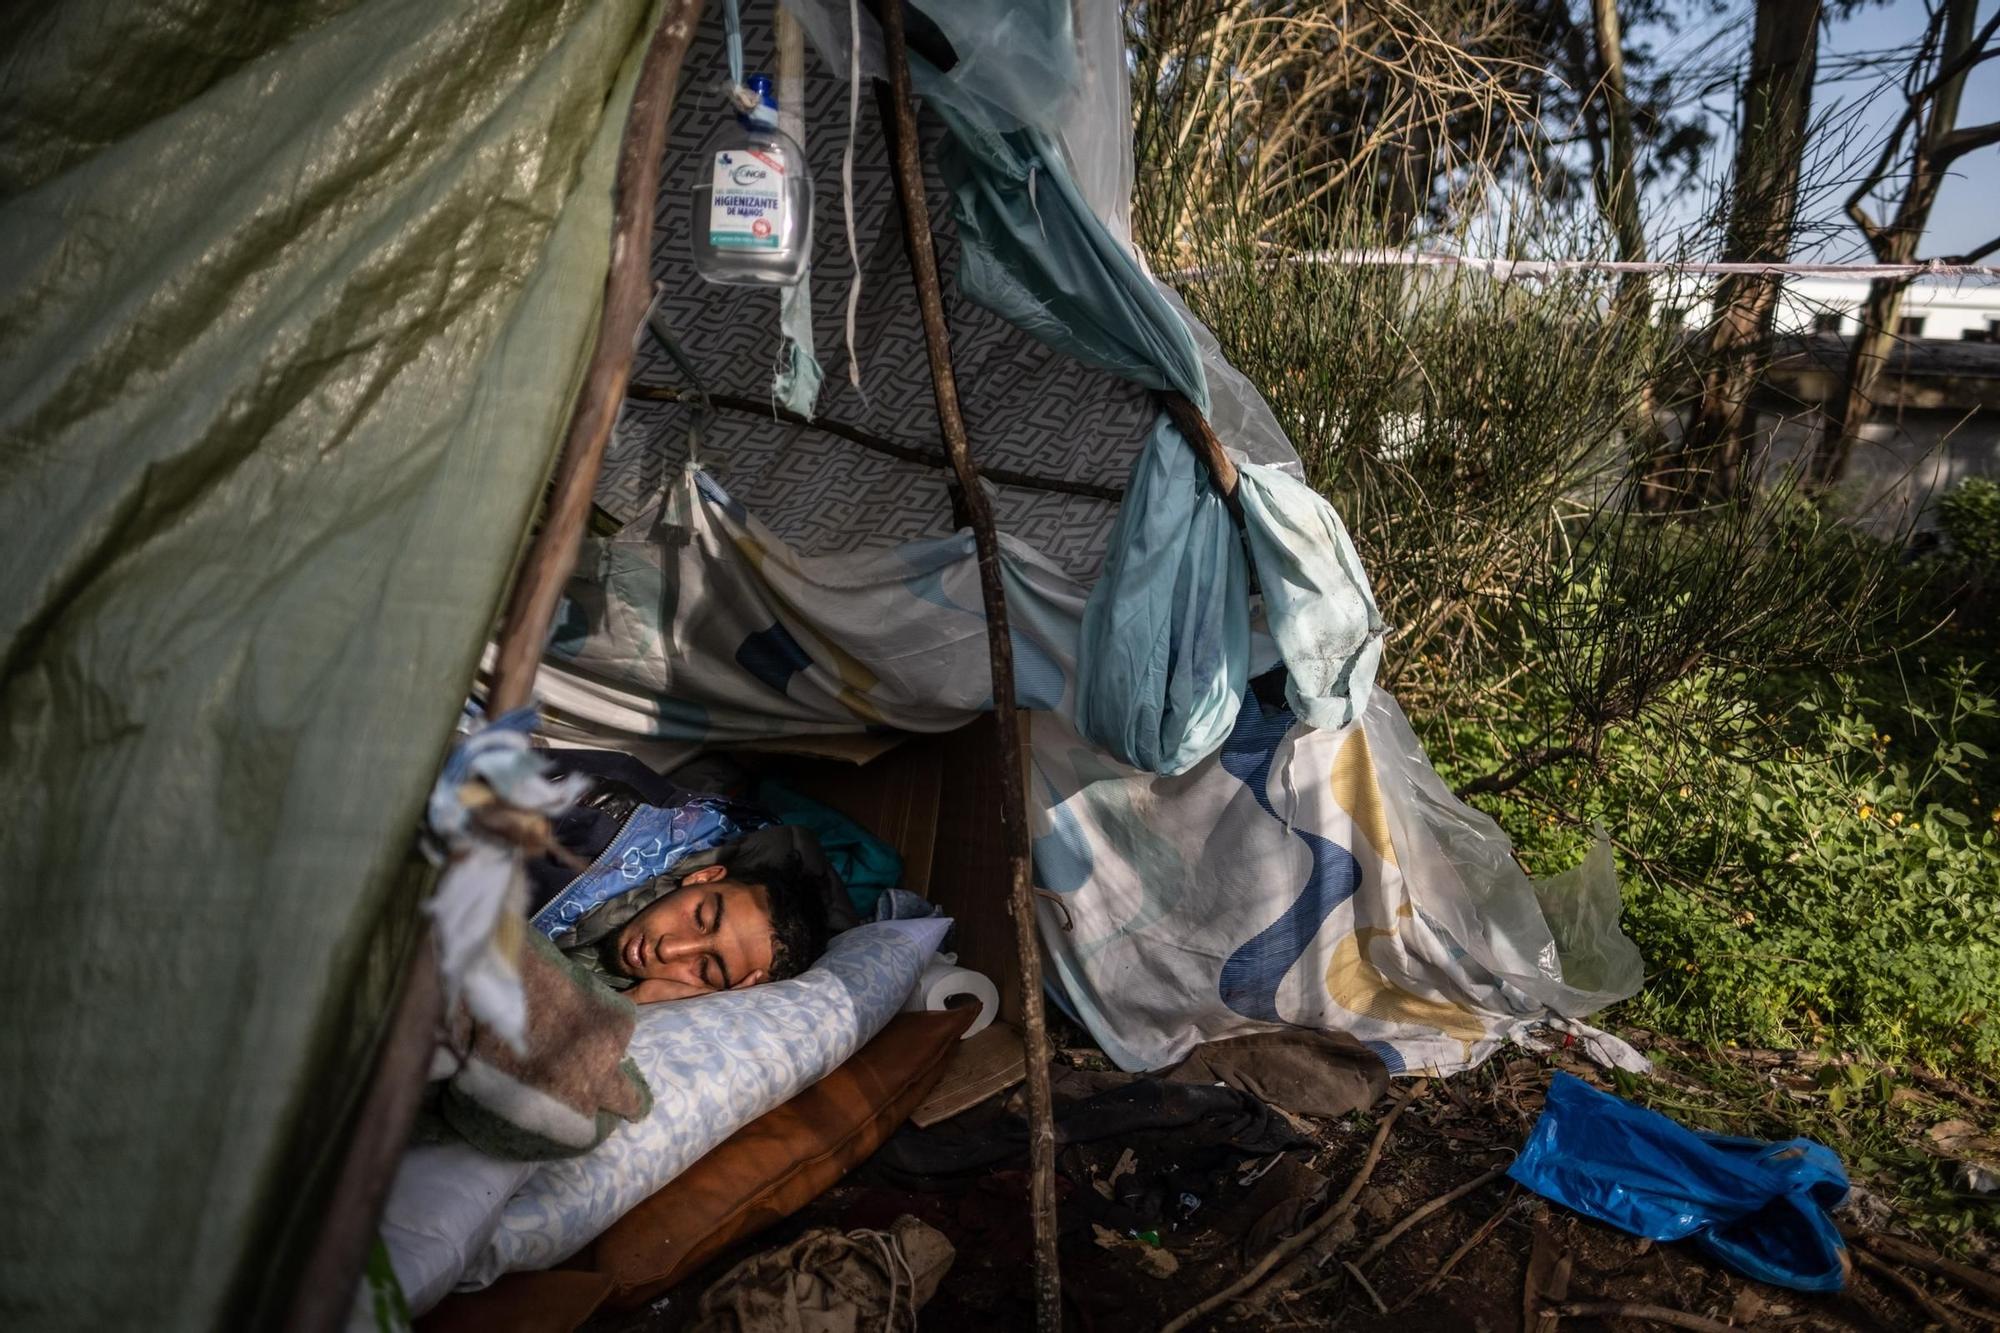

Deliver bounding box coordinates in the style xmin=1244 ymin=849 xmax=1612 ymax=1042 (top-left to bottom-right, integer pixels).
xmin=708 ymin=148 xmax=786 ymax=249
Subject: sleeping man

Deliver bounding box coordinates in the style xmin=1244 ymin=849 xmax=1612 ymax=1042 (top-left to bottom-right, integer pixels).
xmin=528 ymin=750 xmax=838 ymax=1003
xmin=551 ymin=835 xmax=833 ymax=1003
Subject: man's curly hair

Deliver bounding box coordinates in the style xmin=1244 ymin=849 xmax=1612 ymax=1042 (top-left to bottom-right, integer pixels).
xmin=704 ymin=840 xmax=830 ymax=982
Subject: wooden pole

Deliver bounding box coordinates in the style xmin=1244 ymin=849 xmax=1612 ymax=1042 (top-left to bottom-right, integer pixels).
xmin=877 ymin=8 xmax=1063 ymax=1329
xmin=282 ymin=6 xmax=701 ymax=1330
xmin=487 ymin=0 xmax=703 ymax=715
xmin=1159 ymin=388 xmax=1239 ymax=499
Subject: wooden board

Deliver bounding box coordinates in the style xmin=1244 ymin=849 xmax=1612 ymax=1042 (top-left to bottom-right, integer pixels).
xmin=910 ymin=1022 xmax=1027 ymax=1128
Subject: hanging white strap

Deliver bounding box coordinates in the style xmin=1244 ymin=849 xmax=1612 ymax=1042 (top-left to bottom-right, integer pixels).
xmin=841 ymin=0 xmax=865 ymax=391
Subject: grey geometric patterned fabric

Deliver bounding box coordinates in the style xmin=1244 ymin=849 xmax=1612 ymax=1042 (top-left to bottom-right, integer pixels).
xmin=597 ymin=10 xmax=1154 ymax=582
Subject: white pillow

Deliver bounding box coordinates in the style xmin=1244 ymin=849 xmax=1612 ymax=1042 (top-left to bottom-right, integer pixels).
xmin=461 ymin=915 xmax=948 ymax=1289
xmin=380 ymin=1143 xmax=535 ymax=1314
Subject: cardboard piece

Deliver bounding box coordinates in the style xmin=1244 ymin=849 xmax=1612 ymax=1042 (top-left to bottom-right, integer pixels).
xmin=764 ymin=716 xmax=1025 ymax=1023
xmin=911 ymin=1023 xmax=1027 ymax=1128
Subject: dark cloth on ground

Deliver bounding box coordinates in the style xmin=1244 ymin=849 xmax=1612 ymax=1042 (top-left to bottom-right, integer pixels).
xmin=1163 ymin=1028 xmax=1388 ymax=1120
xmin=857 ymin=1077 xmax=1306 ymax=1235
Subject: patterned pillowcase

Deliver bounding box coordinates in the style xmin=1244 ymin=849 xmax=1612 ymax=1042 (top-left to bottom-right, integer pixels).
xmin=459 ymin=915 xmax=949 ymax=1288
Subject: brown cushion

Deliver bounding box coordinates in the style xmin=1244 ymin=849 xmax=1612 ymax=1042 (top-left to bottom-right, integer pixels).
xmin=419 ymin=1007 xmax=973 ymax=1330
xmin=592 ymin=1005 xmax=974 ymax=1308
xmin=416 ymin=1269 xmax=612 ymax=1333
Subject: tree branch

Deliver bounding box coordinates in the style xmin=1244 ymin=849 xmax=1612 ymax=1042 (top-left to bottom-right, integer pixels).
xmin=1454 ymin=745 xmax=1592 ymax=799
xmin=1935 ymin=116 xmax=2000 ymax=165
xmin=1938 ymin=231 xmax=2000 ymax=265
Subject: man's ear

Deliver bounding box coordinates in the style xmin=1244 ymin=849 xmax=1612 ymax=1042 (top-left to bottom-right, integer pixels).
xmin=731 ymin=968 xmax=770 ymax=990
xmin=682 ymin=864 xmax=728 ymax=885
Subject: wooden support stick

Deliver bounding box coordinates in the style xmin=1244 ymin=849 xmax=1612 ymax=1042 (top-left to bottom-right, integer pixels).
xmin=282 ymin=8 xmax=701 ymax=1331
xmin=1353 ymin=1163 xmax=1509 ymax=1269
xmin=487 ymin=0 xmax=701 ymax=715
xmin=1161 ymin=1080 xmax=1427 ymax=1333
xmin=1849 ymin=1228 xmax=2000 ymax=1305
xmin=623 ymin=382 xmax=1126 ymax=502
xmin=281 ymin=924 xmax=442 ymax=1333
xmin=877 ymin=9 xmax=1062 ymax=1332
xmin=1550 ymin=1301 xmax=1755 ymax=1333
xmin=1852 ymin=1246 xmax=1971 ymax=1333
xmin=1159 ymin=388 xmax=1240 ymax=500
xmin=1398 ymin=1182 xmax=1519 ymax=1307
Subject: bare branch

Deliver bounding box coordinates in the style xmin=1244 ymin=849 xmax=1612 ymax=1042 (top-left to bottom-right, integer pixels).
xmin=1936 ymin=232 xmax=2000 ymax=265
xmin=1934 ymin=117 xmax=2000 ymax=164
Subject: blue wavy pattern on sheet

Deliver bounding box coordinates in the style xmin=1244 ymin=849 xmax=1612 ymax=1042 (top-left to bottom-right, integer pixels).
xmin=1215 ymin=692 xmax=1363 ymax=1022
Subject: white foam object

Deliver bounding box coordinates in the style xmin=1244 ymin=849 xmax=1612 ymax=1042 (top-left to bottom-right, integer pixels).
xmin=900 ymin=954 xmax=998 ymax=1039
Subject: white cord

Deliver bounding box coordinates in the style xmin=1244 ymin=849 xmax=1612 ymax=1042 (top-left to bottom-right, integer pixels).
xmin=842 ymin=0 xmax=865 ymax=391
xmin=1168 ymin=250 xmax=2000 ymax=284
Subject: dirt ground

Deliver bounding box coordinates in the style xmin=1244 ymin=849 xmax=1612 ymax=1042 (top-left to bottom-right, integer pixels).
xmin=591 ymin=1034 xmax=2000 ymax=1333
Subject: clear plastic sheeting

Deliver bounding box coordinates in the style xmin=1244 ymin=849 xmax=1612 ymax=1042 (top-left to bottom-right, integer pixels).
xmin=1366 ymin=694 xmax=1645 ymax=1019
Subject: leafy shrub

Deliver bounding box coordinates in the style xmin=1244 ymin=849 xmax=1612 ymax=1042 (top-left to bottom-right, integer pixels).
xmin=1430 ymin=661 xmax=2000 ymax=1075
xmin=1938 ymin=476 xmax=2000 ymax=570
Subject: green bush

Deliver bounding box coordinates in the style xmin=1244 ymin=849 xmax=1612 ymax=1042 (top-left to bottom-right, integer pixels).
xmin=1938 ymin=476 xmax=2000 ymax=569
xmin=1431 ymin=661 xmax=2000 ymax=1076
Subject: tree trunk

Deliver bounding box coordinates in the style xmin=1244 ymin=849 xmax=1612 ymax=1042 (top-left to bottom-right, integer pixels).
xmin=1590 ymin=0 xmax=1648 ymax=311
xmin=1647 ymin=0 xmax=1821 ymax=508
xmin=1589 ymin=0 xmax=1670 ymax=482
xmin=1810 ymin=0 xmax=1982 ymax=490
xmin=1811 ymin=276 xmax=1908 ymax=492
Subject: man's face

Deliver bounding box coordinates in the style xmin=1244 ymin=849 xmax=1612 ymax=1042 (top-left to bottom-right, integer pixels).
xmin=608 ymin=865 xmax=776 ymax=1003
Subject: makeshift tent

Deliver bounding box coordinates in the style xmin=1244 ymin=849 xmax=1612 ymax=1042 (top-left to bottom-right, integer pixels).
xmin=0 ymin=2 xmax=1642 ymax=1329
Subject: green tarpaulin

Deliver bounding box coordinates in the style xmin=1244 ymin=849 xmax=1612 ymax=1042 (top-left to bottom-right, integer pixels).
xmin=0 ymin=1 xmax=665 ymax=1326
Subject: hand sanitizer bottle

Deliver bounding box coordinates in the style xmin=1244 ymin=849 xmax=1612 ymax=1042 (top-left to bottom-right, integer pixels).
xmin=691 ymin=73 xmax=812 ymax=287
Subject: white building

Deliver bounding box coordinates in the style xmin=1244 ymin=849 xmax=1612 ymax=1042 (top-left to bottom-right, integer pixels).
xmin=1771 ymin=275 xmax=2000 ymax=342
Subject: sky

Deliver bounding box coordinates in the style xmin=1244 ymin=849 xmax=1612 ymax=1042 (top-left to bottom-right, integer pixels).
xmin=1636 ymin=0 xmax=1999 ymax=261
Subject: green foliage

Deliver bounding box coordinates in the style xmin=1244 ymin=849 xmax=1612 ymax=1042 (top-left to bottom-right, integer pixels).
xmin=1431 ymin=660 xmax=2000 ymax=1076
xmin=1939 ymin=476 xmax=2000 ymax=570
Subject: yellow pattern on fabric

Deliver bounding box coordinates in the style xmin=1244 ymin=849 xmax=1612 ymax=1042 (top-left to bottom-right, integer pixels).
xmin=1324 ymin=928 xmax=1485 ymax=1053
xmin=1329 ymin=728 xmax=1397 ymax=867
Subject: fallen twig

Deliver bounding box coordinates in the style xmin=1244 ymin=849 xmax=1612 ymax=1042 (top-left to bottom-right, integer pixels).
xmin=1551 ymin=1300 xmax=1746 ymax=1332
xmin=1159 ymin=1079 xmax=1427 ymax=1333
xmin=1852 ymin=1245 xmax=1971 ymax=1333
xmin=1354 ymin=1163 xmax=1510 ymax=1268
xmin=1397 ymin=1182 xmax=1521 ymax=1308
xmin=1342 ymin=1260 xmax=1389 ymax=1315
xmin=1849 ymin=1228 xmax=2000 ymax=1306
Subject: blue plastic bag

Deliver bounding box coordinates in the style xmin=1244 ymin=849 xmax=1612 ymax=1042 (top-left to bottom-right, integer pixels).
xmin=1510 ymin=1073 xmax=1850 ymax=1291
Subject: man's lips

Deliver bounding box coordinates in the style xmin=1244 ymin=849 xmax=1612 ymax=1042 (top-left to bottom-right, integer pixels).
xmin=622 ymin=934 xmax=644 ymax=975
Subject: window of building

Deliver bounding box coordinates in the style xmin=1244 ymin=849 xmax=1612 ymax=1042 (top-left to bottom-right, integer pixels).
xmin=1812 ymin=311 xmax=1844 ymax=335
xmin=1898 ymin=315 xmax=1927 ymax=337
